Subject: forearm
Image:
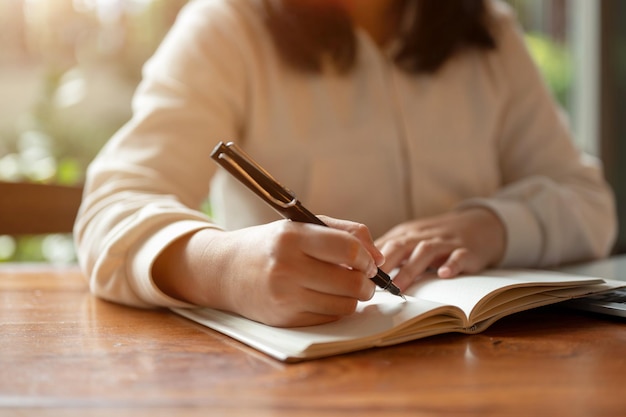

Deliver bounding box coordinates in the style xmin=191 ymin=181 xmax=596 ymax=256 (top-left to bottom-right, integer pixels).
xmin=154 ymin=219 xmax=380 ymax=327
xmin=152 ymin=227 xmax=236 ymax=311
xmin=461 ymin=173 xmax=617 ymax=267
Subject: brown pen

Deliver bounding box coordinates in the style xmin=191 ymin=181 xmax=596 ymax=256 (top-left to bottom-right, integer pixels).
xmin=210 ymin=141 xmax=405 ymax=300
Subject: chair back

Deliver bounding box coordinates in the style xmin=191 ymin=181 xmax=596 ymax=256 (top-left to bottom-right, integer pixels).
xmin=0 ymin=181 xmax=83 ymax=235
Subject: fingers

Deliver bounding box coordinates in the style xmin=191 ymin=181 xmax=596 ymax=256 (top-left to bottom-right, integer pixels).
xmin=295 ymin=224 xmax=377 ymax=299
xmin=375 ymin=209 xmax=507 ymax=290
xmin=298 ymin=221 xmax=379 ymax=277
xmin=437 ymin=247 xmax=483 ymax=278
xmin=383 ymin=237 xmax=487 ymax=291
xmin=279 ymin=289 xmax=361 ymax=326
xmin=251 ymin=288 xmax=358 ymax=328
xmin=260 ymin=271 xmax=374 ymax=327
xmin=295 ymin=257 xmax=376 ymax=301
xmin=388 ymin=238 xmax=458 ymax=290
xmin=259 ymin=259 xmax=375 ymax=327
xmin=223 ymin=220 xmax=381 ymax=328
xmin=319 ymin=216 xmax=385 ymax=267
xmin=264 ymin=220 xmax=377 ymax=298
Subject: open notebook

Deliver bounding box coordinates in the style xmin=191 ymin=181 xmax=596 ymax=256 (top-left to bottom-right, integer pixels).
xmin=556 ymin=256 xmax=626 ymax=318
xmin=172 ymin=269 xmax=624 ymax=362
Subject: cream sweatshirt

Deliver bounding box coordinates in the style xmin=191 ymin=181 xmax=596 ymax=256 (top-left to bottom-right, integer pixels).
xmin=74 ymin=0 xmax=617 ymax=308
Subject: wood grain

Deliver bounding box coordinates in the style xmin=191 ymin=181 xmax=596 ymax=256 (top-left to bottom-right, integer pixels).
xmin=1 ymin=265 xmax=625 ymax=416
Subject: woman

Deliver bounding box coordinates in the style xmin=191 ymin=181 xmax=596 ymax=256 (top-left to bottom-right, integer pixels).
xmin=74 ymin=0 xmax=616 ymax=327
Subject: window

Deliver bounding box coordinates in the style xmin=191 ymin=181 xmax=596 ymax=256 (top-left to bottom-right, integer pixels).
xmin=0 ymin=0 xmax=188 ymax=262
xmin=506 ymin=0 xmax=600 ymax=155
xmin=0 ymin=0 xmax=614 ymax=261
xmin=0 ymin=0 xmax=188 ymax=185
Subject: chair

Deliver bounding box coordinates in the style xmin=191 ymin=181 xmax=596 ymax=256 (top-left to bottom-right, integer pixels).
xmin=0 ymin=181 xmax=84 ymax=235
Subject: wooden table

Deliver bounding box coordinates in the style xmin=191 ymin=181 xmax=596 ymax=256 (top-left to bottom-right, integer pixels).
xmin=1 ymin=264 xmax=625 ymax=417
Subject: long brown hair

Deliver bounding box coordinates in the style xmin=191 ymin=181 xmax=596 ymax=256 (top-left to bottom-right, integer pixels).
xmin=262 ymin=0 xmax=496 ymax=74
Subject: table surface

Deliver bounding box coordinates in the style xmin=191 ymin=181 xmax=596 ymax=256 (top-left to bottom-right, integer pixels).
xmin=1 ymin=261 xmax=625 ymax=417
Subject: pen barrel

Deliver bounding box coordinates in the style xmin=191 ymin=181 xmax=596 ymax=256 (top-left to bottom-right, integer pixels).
xmin=370 ymin=271 xmax=392 ymax=289
xmin=370 ymin=269 xmax=402 ymax=296
xmin=210 ymin=141 xmax=403 ymax=298
xmin=285 ymin=202 xmax=327 ymax=226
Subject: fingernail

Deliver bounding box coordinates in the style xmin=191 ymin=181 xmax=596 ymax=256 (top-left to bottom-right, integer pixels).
xmin=368 ymin=262 xmax=378 ymax=278
xmin=438 ymin=266 xmax=452 ymax=278
xmin=363 ymin=279 xmax=376 ymax=299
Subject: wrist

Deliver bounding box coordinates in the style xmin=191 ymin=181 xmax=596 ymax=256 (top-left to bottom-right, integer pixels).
xmin=152 ymin=227 xmax=231 ymax=308
xmin=460 ymin=206 xmax=506 ymax=267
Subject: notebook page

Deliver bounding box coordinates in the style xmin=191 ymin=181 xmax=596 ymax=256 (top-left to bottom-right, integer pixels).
xmin=406 ymin=269 xmax=602 ymax=318
xmin=173 ymin=292 xmax=455 ymax=360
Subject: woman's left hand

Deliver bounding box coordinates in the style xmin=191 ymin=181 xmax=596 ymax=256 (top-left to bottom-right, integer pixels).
xmin=375 ymin=207 xmax=506 ymax=290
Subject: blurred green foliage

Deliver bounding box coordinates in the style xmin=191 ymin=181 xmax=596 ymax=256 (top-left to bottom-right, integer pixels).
xmin=525 ymin=33 xmax=572 ymax=107
xmin=0 ymin=0 xmax=573 ymax=263
xmin=0 ymin=0 xmax=188 ymax=263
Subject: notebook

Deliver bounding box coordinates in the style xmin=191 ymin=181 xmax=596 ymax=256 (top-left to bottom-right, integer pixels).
xmin=557 ymin=256 xmax=626 ymax=318
xmin=172 ymin=269 xmax=624 ymax=362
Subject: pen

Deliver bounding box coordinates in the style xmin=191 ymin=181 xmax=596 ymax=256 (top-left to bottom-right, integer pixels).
xmin=210 ymin=141 xmax=405 ymax=300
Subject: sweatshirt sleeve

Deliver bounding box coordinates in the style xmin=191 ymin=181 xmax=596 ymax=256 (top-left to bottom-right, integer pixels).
xmin=73 ymin=0 xmax=249 ymax=308
xmin=460 ymin=5 xmax=617 ymax=267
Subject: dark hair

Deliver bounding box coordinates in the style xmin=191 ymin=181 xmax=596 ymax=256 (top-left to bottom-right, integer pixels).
xmin=262 ymin=0 xmax=496 ymax=74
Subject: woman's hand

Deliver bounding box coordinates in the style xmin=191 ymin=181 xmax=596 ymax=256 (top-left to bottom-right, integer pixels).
xmin=375 ymin=208 xmax=506 ymax=290
xmin=154 ymin=216 xmax=382 ymax=327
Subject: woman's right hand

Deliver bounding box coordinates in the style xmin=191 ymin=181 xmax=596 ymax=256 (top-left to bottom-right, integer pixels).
xmin=153 ymin=217 xmax=381 ymax=327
